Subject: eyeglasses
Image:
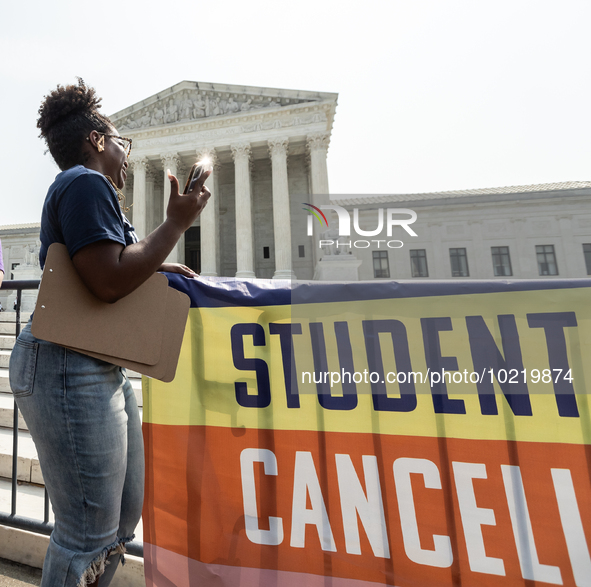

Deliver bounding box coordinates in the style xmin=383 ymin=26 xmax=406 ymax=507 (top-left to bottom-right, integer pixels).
xmin=98 ymin=133 xmax=133 ymax=157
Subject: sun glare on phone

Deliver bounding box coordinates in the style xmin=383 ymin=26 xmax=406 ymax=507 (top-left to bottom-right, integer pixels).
xmin=198 ymin=156 xmax=213 ymax=171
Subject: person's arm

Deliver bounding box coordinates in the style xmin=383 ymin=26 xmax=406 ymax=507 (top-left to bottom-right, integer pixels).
xmin=72 ymin=172 xmax=210 ymax=303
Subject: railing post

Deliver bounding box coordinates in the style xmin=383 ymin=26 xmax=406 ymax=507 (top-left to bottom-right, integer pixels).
xmin=11 ymin=401 xmax=18 ymax=516
xmin=15 ymin=288 xmax=21 ymax=337
xmin=11 ymin=288 xmax=23 ymax=515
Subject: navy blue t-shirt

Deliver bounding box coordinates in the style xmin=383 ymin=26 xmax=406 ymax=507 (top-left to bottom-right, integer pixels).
xmin=39 ymin=165 xmax=138 ymax=269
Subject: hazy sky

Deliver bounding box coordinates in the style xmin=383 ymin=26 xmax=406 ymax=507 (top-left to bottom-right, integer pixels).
xmin=2 ymin=0 xmax=590 ymax=225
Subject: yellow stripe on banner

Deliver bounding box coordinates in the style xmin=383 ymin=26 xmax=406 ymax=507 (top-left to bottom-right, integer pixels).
xmin=142 ymin=287 xmax=591 ymax=445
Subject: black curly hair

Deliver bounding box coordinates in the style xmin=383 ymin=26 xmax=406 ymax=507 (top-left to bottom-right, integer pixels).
xmin=37 ymin=78 xmax=113 ymax=171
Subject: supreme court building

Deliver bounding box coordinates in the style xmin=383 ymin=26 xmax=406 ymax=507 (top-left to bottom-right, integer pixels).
xmin=113 ymin=80 xmax=337 ymax=280
xmin=2 ymin=80 xmax=591 ymax=310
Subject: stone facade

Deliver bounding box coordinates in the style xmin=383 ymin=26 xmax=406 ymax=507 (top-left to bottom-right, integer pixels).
xmin=0 ymin=224 xmax=43 ymax=311
xmin=332 ymin=183 xmax=591 ymax=281
xmin=111 ymin=80 xmax=337 ymax=278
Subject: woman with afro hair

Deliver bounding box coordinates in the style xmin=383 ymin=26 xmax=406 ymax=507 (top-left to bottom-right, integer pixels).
xmin=9 ymin=79 xmax=210 ymax=586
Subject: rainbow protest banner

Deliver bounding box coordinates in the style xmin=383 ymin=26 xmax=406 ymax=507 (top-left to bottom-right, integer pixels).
xmin=142 ymin=276 xmax=591 ymax=587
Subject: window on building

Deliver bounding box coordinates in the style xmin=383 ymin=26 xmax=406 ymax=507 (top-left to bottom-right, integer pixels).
xmin=410 ymin=249 xmax=428 ymax=277
xmin=584 ymin=244 xmax=591 ymax=275
xmin=11 ymin=263 xmax=19 ymax=280
xmin=373 ymin=251 xmax=390 ymax=278
xmin=536 ymin=244 xmax=558 ymax=275
xmin=263 ymin=246 xmax=270 ymax=259
xmin=449 ymin=248 xmax=469 ymax=277
xmin=491 ymin=246 xmax=512 ymax=276
xmin=298 ymin=245 xmax=305 ymax=258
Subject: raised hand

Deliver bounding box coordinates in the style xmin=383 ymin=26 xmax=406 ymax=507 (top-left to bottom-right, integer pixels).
xmin=166 ymin=168 xmax=211 ymax=232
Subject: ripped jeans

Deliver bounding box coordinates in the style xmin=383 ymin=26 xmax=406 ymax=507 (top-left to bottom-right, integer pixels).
xmin=10 ymin=322 xmax=144 ymax=587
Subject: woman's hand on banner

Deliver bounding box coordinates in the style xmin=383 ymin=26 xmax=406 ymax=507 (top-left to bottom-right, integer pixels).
xmin=159 ymin=263 xmax=197 ymax=277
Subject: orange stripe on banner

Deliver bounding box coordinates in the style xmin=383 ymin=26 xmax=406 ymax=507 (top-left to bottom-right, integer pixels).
xmin=143 ymin=423 xmax=591 ymax=587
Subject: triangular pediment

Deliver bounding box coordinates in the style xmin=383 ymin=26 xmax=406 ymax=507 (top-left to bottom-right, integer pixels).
xmin=111 ymin=80 xmax=337 ymax=131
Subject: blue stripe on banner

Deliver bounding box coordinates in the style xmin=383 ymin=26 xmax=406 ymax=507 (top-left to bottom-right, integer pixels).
xmin=162 ymin=273 xmax=591 ymax=308
xmin=163 ymin=273 xmax=292 ymax=307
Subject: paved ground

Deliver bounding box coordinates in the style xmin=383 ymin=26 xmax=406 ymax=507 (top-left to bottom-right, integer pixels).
xmin=0 ymin=558 xmax=42 ymax=586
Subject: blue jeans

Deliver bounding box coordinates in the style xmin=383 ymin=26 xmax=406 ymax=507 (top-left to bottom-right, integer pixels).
xmin=9 ymin=322 xmax=144 ymax=587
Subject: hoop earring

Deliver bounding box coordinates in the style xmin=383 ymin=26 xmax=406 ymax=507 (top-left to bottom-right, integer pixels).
xmin=97 ymin=135 xmax=105 ymax=153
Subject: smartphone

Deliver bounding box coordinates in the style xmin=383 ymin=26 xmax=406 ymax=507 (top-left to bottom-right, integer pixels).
xmin=183 ymin=158 xmax=213 ymax=194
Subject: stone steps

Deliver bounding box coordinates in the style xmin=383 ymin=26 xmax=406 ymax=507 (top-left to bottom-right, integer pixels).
xmin=0 ymin=427 xmax=44 ymax=485
xmin=0 ymin=337 xmax=15 ymax=351
xmin=0 ymin=476 xmax=54 ymax=523
xmin=0 ymin=478 xmax=145 ymax=587
xmin=0 ymin=368 xmax=143 ymax=406
xmin=0 ymin=369 xmax=10 ymax=392
xmin=0 ymin=355 xmax=143 ymax=488
xmin=0 ymin=373 xmax=143 ymax=430
xmin=0 ymin=313 xmax=32 ymax=323
xmin=0 ymin=323 xmax=16 ymax=335
xmin=0 ymin=476 xmax=144 ymax=542
xmin=0 ymin=351 xmax=11 ymax=369
xmin=0 ymin=394 xmax=27 ymax=431
xmin=0 ymin=316 xmax=145 ymax=490
xmin=0 ymin=398 xmax=144 ymax=485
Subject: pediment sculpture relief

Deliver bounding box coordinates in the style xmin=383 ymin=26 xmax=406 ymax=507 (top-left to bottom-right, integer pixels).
xmin=118 ymin=90 xmax=315 ymax=130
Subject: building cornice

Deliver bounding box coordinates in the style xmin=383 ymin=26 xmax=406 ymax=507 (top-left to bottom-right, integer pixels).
xmin=0 ymin=223 xmax=41 ymax=236
xmin=110 ymin=81 xmax=338 ymax=140
xmin=331 ymin=181 xmax=591 ymax=207
xmin=123 ymin=101 xmax=336 ymax=157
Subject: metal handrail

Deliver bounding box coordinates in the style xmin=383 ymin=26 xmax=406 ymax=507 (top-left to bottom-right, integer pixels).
xmin=0 ymin=279 xmax=143 ymax=558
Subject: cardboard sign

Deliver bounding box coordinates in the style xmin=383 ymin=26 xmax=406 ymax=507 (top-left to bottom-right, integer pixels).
xmin=32 ymin=243 xmax=190 ymax=382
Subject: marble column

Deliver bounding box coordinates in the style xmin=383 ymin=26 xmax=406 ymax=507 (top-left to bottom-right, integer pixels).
xmin=175 ymin=162 xmax=188 ymax=260
xmin=129 ymin=156 xmax=148 ymax=240
xmin=177 ymin=163 xmax=190 ymax=266
xmin=197 ymin=148 xmax=220 ymax=276
xmin=306 ymin=133 xmax=331 ymax=270
xmin=307 ymin=132 xmax=330 ymax=196
xmin=231 ymin=142 xmax=256 ymax=278
xmin=176 ymin=162 xmax=188 ymax=194
xmin=161 ymin=152 xmax=183 ymax=263
xmin=145 ymin=167 xmax=156 ymax=235
xmin=269 ymin=138 xmax=296 ymax=279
